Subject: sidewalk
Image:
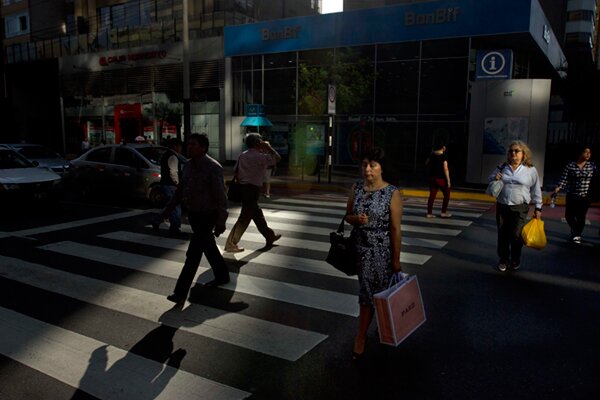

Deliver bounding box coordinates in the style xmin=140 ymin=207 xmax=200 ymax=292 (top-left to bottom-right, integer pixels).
xmin=222 ymin=164 xmax=576 ymax=206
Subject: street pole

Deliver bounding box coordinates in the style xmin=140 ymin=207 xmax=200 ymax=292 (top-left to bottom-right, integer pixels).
xmin=328 ymin=115 xmax=333 ymax=184
xmin=327 ymin=84 xmax=336 ymax=184
xmin=182 ymin=0 xmax=191 ymax=141
xmin=57 ymin=64 xmax=67 ymax=155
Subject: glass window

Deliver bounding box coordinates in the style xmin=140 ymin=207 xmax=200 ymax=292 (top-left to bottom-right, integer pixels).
xmin=99 ymin=7 xmax=111 ymax=30
xmin=85 ymin=147 xmax=112 ymax=163
xmin=114 ymin=148 xmax=140 ymax=167
xmin=141 ymin=0 xmax=156 ymax=25
xmin=419 ymin=58 xmax=468 ymax=116
xmin=232 ymin=57 xmax=242 ymax=71
xmin=377 ymin=42 xmax=420 ymax=62
xmin=421 ymin=38 xmax=469 ymax=59
xmin=98 ymin=1 xmax=149 ymax=29
xmin=567 ymin=10 xmax=594 ymax=21
xmin=264 ymin=68 xmax=296 ymax=115
xmin=4 ymin=12 xmax=29 ymax=38
xmin=265 ymin=52 xmax=297 ymax=68
xmin=299 ymin=49 xmax=333 ymax=66
xmin=112 ymin=4 xmax=127 ymax=28
xmin=337 ymin=61 xmax=374 ymax=115
xmin=377 ymin=121 xmax=418 ymax=174
xmin=375 ymin=60 xmax=419 ymax=114
xmin=125 ymin=1 xmax=141 ymax=26
xmin=298 ymin=66 xmax=327 ymax=115
xmin=336 ymin=45 xmax=374 ymax=63
xmin=241 ymin=56 xmax=252 ymax=70
xmin=0 ymin=149 xmax=31 ymax=169
xmin=17 ymin=146 xmax=58 ymax=159
xmin=253 ymin=71 xmax=262 ymax=104
xmin=136 ymin=147 xmax=163 ymax=166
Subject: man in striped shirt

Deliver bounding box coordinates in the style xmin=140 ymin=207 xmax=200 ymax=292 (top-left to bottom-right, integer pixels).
xmin=553 ymin=146 xmax=597 ymax=243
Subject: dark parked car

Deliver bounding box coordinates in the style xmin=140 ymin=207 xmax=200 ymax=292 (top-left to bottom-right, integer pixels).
xmin=0 ymin=147 xmax=62 ymax=203
xmin=2 ymin=143 xmax=71 ymax=176
xmin=67 ymin=143 xmax=186 ymax=206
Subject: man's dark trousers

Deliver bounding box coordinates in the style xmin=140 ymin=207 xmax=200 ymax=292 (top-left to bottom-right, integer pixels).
xmin=172 ymin=211 xmax=229 ymax=297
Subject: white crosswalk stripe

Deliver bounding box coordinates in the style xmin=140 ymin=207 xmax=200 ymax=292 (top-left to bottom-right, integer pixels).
xmin=267 ymin=199 xmax=483 ymax=219
xmin=0 ymin=254 xmax=328 ymax=361
xmin=0 ymin=196 xmax=490 ymax=399
xmin=37 ymin=240 xmax=360 ymax=317
xmin=0 ymin=307 xmax=251 ymax=400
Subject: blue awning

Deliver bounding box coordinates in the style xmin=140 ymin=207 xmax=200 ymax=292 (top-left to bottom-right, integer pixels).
xmin=240 ymin=116 xmax=273 ymax=127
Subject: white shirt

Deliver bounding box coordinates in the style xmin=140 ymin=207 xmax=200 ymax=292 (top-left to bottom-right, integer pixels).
xmin=236 ymin=148 xmax=277 ymax=187
xmin=488 ymin=163 xmax=542 ymax=209
xmin=167 ymin=154 xmax=179 ymax=185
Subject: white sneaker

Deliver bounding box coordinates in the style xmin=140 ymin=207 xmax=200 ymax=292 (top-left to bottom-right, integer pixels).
xmin=572 ymin=236 xmax=582 ymax=244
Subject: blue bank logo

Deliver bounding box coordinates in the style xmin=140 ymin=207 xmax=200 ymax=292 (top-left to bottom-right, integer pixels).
xmin=476 ymin=50 xmax=513 ymax=80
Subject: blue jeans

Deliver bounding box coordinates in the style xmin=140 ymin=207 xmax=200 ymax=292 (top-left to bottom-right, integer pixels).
xmin=157 ymin=185 xmax=181 ymax=231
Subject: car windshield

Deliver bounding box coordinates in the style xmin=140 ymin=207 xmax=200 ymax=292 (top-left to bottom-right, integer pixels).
xmin=0 ymin=149 xmax=33 ymax=169
xmin=17 ymin=145 xmax=60 ymax=159
xmin=137 ymin=146 xmax=167 ymax=165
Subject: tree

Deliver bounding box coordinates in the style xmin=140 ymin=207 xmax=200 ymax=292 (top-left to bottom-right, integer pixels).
xmin=297 ymin=49 xmax=374 ymax=115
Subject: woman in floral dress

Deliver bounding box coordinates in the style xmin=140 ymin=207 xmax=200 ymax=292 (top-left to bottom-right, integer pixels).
xmin=345 ymin=147 xmax=403 ymax=360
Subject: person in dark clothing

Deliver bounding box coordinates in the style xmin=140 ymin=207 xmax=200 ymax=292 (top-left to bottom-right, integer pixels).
xmin=553 ymin=146 xmax=597 ymax=244
xmin=425 ymin=144 xmax=452 ymax=218
xmin=153 ymin=138 xmax=184 ymax=235
xmin=159 ymin=133 xmax=230 ymax=303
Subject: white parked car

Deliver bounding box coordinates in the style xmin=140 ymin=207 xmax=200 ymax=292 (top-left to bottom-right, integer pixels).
xmin=2 ymin=143 xmax=71 ymax=176
xmin=0 ymin=147 xmax=63 ymax=203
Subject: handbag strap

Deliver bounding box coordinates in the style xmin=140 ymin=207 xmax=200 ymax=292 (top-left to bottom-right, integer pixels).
xmin=337 ymin=214 xmax=347 ymax=233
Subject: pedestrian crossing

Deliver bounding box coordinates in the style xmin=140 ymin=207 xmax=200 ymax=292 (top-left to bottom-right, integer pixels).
xmin=0 ymin=196 xmax=490 ymax=399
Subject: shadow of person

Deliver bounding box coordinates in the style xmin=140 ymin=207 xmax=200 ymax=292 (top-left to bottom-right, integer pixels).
xmin=71 ymin=322 xmax=186 ymax=399
xmin=187 ymin=269 xmax=249 ymax=313
xmin=72 ymin=266 xmax=251 ymax=399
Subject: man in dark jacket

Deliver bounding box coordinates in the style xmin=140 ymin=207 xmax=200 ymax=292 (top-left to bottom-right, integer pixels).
xmin=160 ymin=133 xmax=230 ymax=303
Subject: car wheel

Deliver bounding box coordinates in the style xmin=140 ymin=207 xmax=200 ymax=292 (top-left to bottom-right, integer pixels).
xmin=149 ymin=185 xmax=164 ymax=207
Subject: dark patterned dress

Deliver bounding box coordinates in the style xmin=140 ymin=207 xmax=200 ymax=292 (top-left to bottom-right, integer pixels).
xmin=351 ymin=181 xmax=397 ymax=306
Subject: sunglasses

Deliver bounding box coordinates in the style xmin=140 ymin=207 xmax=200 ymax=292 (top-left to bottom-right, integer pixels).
xmin=508 ymin=149 xmax=522 ymax=154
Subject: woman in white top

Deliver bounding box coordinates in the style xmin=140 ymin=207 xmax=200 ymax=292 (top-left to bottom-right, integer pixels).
xmin=488 ymin=141 xmax=542 ymax=272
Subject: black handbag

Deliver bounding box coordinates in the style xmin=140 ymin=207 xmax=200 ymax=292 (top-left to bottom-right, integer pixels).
xmin=326 ymin=215 xmax=358 ymax=276
xmin=227 ymin=178 xmax=242 ymax=203
xmin=227 ymin=157 xmax=242 ymax=203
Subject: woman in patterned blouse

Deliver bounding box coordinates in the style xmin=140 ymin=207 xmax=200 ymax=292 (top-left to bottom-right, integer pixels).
xmin=553 ymin=146 xmax=597 ymax=244
xmin=345 ymin=147 xmax=403 ymax=361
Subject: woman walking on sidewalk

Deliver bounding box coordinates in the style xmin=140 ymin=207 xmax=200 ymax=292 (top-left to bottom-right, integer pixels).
xmin=553 ymin=146 xmax=597 ymax=244
xmin=425 ymin=144 xmax=452 ymax=218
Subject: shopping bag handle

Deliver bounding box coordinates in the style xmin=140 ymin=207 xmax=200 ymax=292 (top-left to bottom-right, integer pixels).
xmin=388 ymin=272 xmax=410 ymax=287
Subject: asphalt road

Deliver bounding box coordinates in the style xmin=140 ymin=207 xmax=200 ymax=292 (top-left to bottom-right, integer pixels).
xmin=0 ymin=196 xmax=598 ymax=400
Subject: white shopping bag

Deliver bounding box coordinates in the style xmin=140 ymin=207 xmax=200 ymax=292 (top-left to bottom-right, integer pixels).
xmin=373 ymin=273 xmax=426 ymax=346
